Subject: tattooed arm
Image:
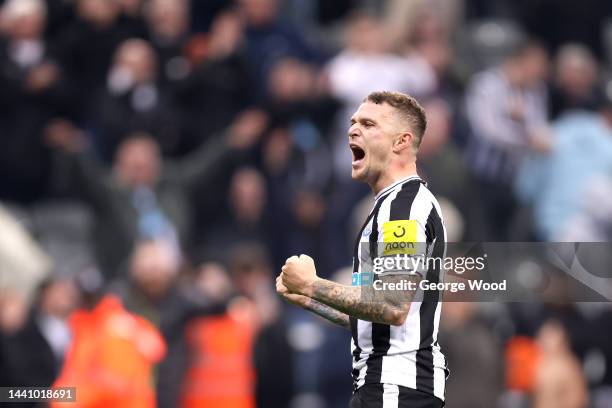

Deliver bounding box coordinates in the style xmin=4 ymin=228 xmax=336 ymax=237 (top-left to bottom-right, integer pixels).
xmin=309 ymin=274 xmax=419 ymax=326
xmin=281 ymin=255 xmax=420 ymax=326
xmin=276 ymin=275 xmax=350 ymax=329
xmin=306 ymin=298 xmax=351 ymax=329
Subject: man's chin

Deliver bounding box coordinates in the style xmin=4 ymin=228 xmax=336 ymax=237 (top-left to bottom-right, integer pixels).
xmin=351 ymin=168 xmax=367 ymax=182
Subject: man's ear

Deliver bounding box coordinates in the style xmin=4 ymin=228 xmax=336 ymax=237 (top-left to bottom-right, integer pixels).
xmin=393 ymin=132 xmax=414 ymax=153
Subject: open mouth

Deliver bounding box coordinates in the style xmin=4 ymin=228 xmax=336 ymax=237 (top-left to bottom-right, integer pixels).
xmin=350 ymin=144 xmax=366 ymax=165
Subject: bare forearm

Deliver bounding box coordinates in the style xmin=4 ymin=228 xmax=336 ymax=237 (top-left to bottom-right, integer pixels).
xmin=310 ymin=278 xmax=406 ymax=326
xmin=304 ymin=298 xmax=350 ymax=329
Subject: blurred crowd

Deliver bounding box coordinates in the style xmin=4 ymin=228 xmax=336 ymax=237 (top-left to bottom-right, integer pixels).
xmin=1 ymin=0 xmax=612 ymax=407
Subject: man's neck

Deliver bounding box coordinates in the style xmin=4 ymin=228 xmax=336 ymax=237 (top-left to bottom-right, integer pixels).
xmin=370 ymin=164 xmax=419 ymax=196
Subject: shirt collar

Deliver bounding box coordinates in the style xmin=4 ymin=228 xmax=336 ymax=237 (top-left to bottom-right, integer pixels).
xmin=374 ymin=174 xmax=424 ymax=201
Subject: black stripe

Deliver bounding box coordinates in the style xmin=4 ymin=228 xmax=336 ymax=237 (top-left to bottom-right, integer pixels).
xmin=388 ymin=180 xmax=423 ymax=221
xmin=416 ymin=205 xmax=445 ymax=396
xmin=364 ymin=181 xmax=421 ymax=386
xmin=351 ymin=192 xmax=392 ymax=388
xmin=398 ymin=385 xmax=444 ymax=407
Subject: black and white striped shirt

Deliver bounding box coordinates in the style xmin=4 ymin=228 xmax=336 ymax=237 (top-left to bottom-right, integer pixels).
xmin=465 ymin=68 xmax=548 ymax=184
xmin=350 ymin=175 xmax=448 ymax=401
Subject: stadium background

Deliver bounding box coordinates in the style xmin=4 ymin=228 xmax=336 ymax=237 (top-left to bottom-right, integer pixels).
xmin=0 ymin=0 xmax=611 ymax=407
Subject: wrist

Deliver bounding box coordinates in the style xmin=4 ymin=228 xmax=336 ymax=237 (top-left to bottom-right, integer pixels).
xmin=301 ymin=296 xmax=313 ymax=309
xmin=304 ymin=277 xmax=320 ymax=298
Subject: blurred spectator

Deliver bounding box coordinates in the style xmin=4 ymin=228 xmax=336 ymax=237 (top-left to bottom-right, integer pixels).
xmin=144 ymin=0 xmax=190 ymax=88
xmin=54 ymin=0 xmax=142 ymax=115
xmin=465 ymin=39 xmax=550 ymax=240
xmin=326 ymin=11 xmax=434 ymax=130
xmin=280 ymin=187 xmax=333 ymax=276
xmin=262 ymin=127 xmax=294 ymax=179
xmin=47 ymin=110 xmax=267 ymax=278
xmin=1 ymin=274 xmax=79 ymax=393
xmin=175 ymin=11 xmax=252 ymax=152
xmin=266 ymin=57 xmax=338 ymax=132
xmin=237 ymin=0 xmax=319 ymax=99
xmin=228 ymin=244 xmax=294 ymax=408
xmin=417 ymin=98 xmax=483 ymax=240
xmin=515 ymin=97 xmax=612 ymax=241
xmin=505 ymin=299 xmax=611 ymax=407
xmin=51 ymin=293 xmax=166 ymax=408
xmin=0 ymin=0 xmax=73 ymax=201
xmin=0 ymin=290 xmax=29 ymax=337
xmin=550 ymin=43 xmax=601 ymax=119
xmin=440 ymin=302 xmax=504 ymax=408
xmin=533 ymin=321 xmax=588 ymax=408
xmin=181 ymin=260 xmax=257 ymax=408
xmin=263 ymin=57 xmax=337 ymax=194
xmin=202 ymin=167 xmax=275 ymax=263
xmin=181 ymin=244 xmax=292 ymax=407
xmin=384 ymin=0 xmax=464 ymax=50
xmin=110 ymin=240 xmax=229 ymax=407
xmin=113 ymin=240 xmax=182 ymax=323
xmin=561 ymin=177 xmax=612 ymax=241
xmin=402 ymin=9 xmax=465 ymax=105
xmin=89 ymin=38 xmax=182 ymax=159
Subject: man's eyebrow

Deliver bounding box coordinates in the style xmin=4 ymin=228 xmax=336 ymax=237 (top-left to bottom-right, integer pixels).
xmin=350 ymin=117 xmax=376 ymax=124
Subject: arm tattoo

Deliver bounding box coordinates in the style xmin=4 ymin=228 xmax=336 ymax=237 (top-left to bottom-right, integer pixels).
xmin=311 ymin=275 xmax=420 ymax=325
xmin=305 ymin=299 xmax=350 ymax=329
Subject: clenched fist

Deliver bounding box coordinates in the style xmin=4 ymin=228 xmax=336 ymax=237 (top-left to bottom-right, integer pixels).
xmin=276 ymin=275 xmax=310 ymax=308
xmin=281 ymin=254 xmax=318 ymax=297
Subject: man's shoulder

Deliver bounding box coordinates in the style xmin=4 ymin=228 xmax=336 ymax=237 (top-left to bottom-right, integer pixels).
xmin=382 ymin=178 xmax=443 ymax=222
xmin=385 ymin=178 xmax=435 ymax=203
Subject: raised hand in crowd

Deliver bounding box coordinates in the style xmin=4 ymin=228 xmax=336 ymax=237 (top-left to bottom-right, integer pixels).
xmin=226 ymin=109 xmax=269 ymax=150
xmin=44 ymin=118 xmax=88 ymax=153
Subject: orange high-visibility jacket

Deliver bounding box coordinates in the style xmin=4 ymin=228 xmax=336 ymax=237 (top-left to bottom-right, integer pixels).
xmin=180 ymin=302 xmax=257 ymax=408
xmin=52 ymin=295 xmax=166 ymax=408
xmin=505 ymin=336 xmax=540 ymax=392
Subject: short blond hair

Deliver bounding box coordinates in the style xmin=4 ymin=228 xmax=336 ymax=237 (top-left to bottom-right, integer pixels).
xmin=364 ymin=91 xmax=427 ymax=148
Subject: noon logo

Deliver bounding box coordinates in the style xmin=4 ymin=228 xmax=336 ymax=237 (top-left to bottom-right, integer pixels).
xmin=382 ymin=220 xmax=418 ymax=255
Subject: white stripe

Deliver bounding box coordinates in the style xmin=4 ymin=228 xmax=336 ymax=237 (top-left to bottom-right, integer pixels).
xmin=355 ymin=350 xmax=368 ymax=389
xmin=432 ymin=343 xmax=447 ymax=401
xmin=399 ymin=299 xmax=422 ymax=352
xmin=357 ymin=318 xmax=373 ymax=354
xmin=409 ymin=186 xmax=433 ymax=246
xmin=432 ymin=302 xmax=445 ymax=400
xmin=382 ymin=384 xmax=400 ymax=408
xmin=381 ymin=350 xmax=418 ymax=389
